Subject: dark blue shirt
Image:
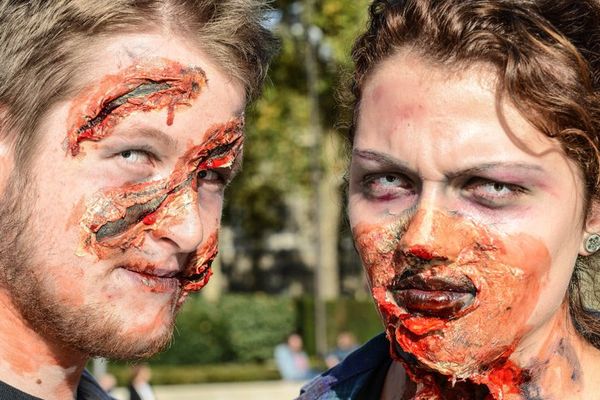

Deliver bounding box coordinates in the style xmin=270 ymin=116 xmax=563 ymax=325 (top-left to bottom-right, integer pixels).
xmin=298 ymin=333 xmax=395 ymax=400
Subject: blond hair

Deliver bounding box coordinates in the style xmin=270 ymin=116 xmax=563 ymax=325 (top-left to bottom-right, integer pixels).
xmin=0 ymin=0 xmax=277 ymax=164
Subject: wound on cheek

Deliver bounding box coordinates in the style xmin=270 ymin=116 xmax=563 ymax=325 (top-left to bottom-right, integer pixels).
xmin=78 ymin=117 xmax=245 ymax=260
xmin=180 ymin=231 xmax=218 ymax=292
xmin=66 ymin=58 xmax=207 ymax=156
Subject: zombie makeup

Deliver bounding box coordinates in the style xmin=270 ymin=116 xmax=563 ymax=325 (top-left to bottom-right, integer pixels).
xmin=66 ymin=58 xmax=206 ymax=156
xmin=66 ymin=58 xmax=244 ymax=294
xmin=353 ymin=210 xmax=552 ymax=398
xmin=78 ymin=118 xmax=243 ymax=291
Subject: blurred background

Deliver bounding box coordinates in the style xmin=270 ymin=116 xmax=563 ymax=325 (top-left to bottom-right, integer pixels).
xmin=97 ymin=1 xmax=381 ymax=398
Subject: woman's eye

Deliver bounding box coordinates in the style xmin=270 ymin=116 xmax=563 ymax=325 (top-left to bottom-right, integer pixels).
xmin=464 ymin=178 xmax=526 ymax=207
xmin=362 ymin=173 xmax=414 ymax=200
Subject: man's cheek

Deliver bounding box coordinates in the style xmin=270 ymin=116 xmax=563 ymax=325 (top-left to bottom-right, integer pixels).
xmin=180 ymin=230 xmax=218 ymax=293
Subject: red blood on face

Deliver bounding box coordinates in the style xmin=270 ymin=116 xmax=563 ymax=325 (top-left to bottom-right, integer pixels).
xmin=66 ymin=58 xmax=207 ymax=156
xmin=142 ymin=212 xmax=158 ymax=226
xmin=78 ymin=118 xmax=244 ymax=260
xmin=66 ymin=59 xmax=244 ymax=298
xmin=353 ymin=210 xmax=551 ymax=397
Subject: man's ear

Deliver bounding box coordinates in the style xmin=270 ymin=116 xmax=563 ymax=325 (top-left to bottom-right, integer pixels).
xmin=580 ymin=199 xmax=600 ymax=256
xmin=0 ymin=109 xmax=16 ymax=194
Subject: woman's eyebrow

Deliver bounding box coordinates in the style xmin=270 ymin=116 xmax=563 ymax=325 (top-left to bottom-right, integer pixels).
xmin=353 ymin=149 xmax=411 ymax=169
xmin=353 ymin=149 xmax=546 ymax=179
xmin=445 ymin=163 xmax=546 ymax=179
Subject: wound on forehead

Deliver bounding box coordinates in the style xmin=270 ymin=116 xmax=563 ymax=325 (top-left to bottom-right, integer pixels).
xmin=66 ymin=58 xmax=207 ymax=156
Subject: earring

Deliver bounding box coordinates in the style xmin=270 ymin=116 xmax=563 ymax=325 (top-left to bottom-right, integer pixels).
xmin=585 ymin=233 xmax=600 ymax=254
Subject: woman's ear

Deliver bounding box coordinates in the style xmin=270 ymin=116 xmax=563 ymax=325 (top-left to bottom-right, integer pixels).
xmin=580 ymin=199 xmax=600 ymax=256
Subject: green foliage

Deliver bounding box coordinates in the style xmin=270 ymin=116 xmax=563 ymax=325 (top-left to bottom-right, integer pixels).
xmin=108 ymin=362 xmax=280 ymax=385
xmin=224 ymin=0 xmax=370 ymax=241
xmin=296 ymin=296 xmax=383 ymax=355
xmin=220 ymin=294 xmax=296 ymax=362
xmin=152 ymin=296 xmax=233 ymax=365
xmin=150 ymin=294 xmax=295 ymax=365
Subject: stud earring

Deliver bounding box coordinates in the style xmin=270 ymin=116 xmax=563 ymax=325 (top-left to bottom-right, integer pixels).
xmin=585 ymin=233 xmax=600 ymax=254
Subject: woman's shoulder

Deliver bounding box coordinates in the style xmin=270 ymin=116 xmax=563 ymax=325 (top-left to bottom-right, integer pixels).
xmin=297 ymin=333 xmax=395 ymax=400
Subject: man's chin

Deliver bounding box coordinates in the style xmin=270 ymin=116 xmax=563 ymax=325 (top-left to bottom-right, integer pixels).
xmin=92 ymin=326 xmax=174 ymax=361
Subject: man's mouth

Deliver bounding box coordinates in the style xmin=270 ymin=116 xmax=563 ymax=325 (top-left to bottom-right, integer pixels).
xmin=389 ymin=271 xmax=477 ymax=319
xmin=119 ymin=263 xmax=212 ymax=293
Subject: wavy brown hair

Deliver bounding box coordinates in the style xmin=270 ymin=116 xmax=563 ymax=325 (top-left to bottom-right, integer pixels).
xmin=349 ymin=0 xmax=600 ymax=348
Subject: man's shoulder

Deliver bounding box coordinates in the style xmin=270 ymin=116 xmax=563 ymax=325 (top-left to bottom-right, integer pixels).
xmin=0 ymin=370 xmax=114 ymax=400
xmin=0 ymin=380 xmax=43 ymax=400
xmin=297 ymin=333 xmax=391 ymax=400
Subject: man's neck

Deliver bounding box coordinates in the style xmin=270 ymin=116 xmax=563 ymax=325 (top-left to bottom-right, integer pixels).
xmin=391 ymin=303 xmax=600 ymax=399
xmin=0 ymin=290 xmax=87 ymax=400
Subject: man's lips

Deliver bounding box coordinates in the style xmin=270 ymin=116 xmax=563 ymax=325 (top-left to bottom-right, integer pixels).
xmin=389 ymin=273 xmax=477 ymax=319
xmin=119 ymin=263 xmax=211 ymax=293
xmin=120 ymin=266 xmax=180 ymax=293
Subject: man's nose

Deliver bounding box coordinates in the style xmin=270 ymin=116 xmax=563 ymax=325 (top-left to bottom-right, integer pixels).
xmin=153 ymin=186 xmax=205 ymax=253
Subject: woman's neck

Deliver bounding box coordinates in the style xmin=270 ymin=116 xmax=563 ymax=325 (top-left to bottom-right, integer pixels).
xmin=388 ymin=303 xmax=600 ymax=399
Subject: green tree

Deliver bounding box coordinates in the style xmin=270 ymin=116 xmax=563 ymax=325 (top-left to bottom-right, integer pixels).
xmin=223 ymin=0 xmax=369 ymax=300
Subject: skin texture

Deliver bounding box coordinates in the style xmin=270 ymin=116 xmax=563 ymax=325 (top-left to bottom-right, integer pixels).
xmin=348 ymin=51 xmax=600 ymax=399
xmin=0 ymin=33 xmax=245 ymax=400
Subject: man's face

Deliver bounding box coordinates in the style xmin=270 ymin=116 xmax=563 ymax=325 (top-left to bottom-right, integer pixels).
xmin=348 ymin=52 xmax=586 ymax=379
xmin=0 ymin=33 xmax=245 ymax=359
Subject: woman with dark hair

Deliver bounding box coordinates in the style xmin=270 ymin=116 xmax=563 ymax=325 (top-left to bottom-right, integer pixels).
xmin=300 ymin=0 xmax=600 ymax=398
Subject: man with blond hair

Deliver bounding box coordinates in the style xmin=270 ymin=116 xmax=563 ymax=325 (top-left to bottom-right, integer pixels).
xmin=0 ymin=1 xmax=276 ymax=398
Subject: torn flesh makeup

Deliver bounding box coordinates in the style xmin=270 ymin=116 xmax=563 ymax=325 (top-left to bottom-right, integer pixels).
xmin=66 ymin=58 xmax=207 ymax=156
xmin=352 ymin=210 xmax=552 ymax=399
xmin=65 ymin=56 xmax=243 ymax=294
xmin=77 ymin=118 xmax=244 ymax=292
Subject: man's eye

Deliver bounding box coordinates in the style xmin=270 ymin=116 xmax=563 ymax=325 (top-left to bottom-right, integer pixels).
xmin=118 ymin=149 xmax=153 ymax=165
xmin=197 ymin=169 xmax=223 ymax=183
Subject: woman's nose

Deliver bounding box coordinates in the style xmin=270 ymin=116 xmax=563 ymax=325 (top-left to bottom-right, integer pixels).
xmin=398 ymin=205 xmax=470 ymax=262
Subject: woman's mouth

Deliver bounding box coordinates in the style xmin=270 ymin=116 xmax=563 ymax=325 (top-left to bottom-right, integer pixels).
xmin=389 ymin=272 xmax=477 ymax=319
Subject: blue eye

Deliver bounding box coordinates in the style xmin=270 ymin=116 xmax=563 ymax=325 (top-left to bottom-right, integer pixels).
xmin=377 ymin=175 xmax=402 ymax=186
xmin=362 ymin=173 xmax=415 ymax=200
xmin=119 ymin=149 xmax=152 ymax=164
xmin=464 ymin=178 xmax=526 ymax=207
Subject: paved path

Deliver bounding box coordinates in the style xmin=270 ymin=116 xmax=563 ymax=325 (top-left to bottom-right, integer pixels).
xmin=111 ymin=380 xmax=305 ymax=400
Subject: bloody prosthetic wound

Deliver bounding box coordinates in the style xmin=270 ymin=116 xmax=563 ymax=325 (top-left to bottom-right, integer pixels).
xmin=78 ymin=118 xmax=244 ymax=292
xmin=66 ymin=58 xmax=206 ymax=156
xmin=353 ymin=210 xmax=551 ymax=399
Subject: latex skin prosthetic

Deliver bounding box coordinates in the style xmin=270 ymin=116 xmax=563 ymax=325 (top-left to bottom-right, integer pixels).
xmin=67 ymin=58 xmax=243 ymax=295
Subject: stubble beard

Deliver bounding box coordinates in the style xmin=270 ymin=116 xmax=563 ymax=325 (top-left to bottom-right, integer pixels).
xmin=0 ymin=171 xmax=175 ymax=360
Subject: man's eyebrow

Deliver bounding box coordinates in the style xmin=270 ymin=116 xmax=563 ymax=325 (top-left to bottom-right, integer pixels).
xmin=120 ymin=126 xmax=178 ymax=150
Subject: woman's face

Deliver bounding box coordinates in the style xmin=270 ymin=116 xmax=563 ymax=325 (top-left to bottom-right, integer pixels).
xmin=348 ymin=51 xmax=589 ymax=378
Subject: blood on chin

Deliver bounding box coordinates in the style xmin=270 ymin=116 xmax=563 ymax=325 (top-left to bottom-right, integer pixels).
xmin=354 ymin=210 xmax=552 ymax=397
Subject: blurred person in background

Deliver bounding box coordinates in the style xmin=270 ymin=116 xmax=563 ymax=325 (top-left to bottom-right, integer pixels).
xmin=275 ymin=333 xmax=318 ymax=381
xmin=98 ymin=373 xmax=117 ymax=395
xmin=324 ymin=332 xmax=359 ymax=369
xmin=300 ymin=0 xmax=600 ymax=398
xmin=0 ymin=1 xmax=276 ymax=399
xmin=128 ymin=364 xmax=154 ymax=400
